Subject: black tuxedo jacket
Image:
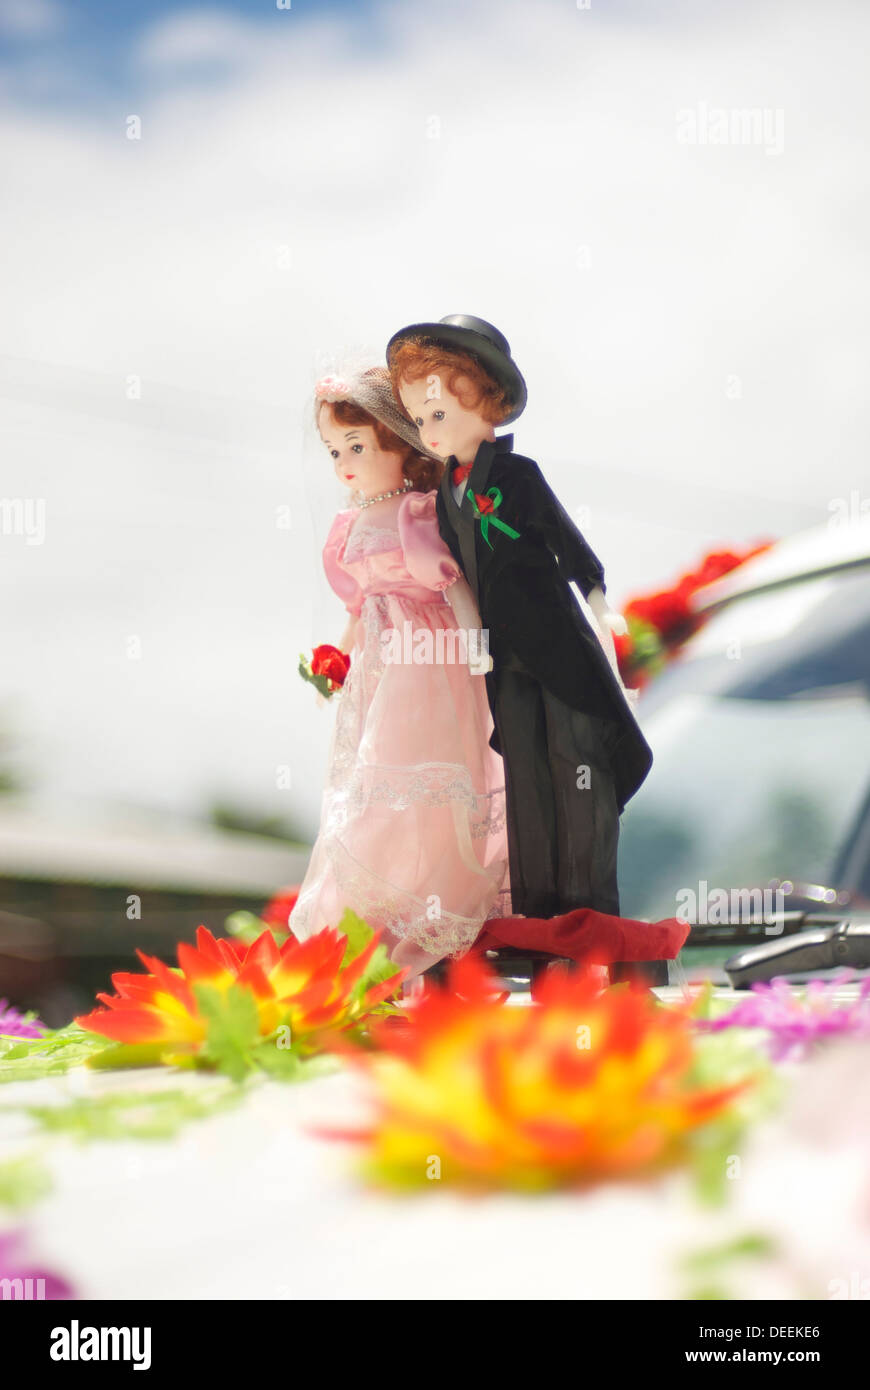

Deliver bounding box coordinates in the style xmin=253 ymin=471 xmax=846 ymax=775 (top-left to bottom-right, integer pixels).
xmin=435 ymin=433 xmax=653 ymax=813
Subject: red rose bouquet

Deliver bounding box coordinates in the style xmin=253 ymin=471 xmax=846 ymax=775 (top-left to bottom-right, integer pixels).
xmin=299 ymin=644 xmax=350 ymax=698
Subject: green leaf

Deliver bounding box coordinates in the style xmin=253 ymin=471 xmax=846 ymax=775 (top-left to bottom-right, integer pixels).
xmin=684 ymin=979 xmax=715 ymax=1021
xmin=336 ymin=908 xmax=375 ymax=965
xmin=252 ymin=1043 xmax=302 ymax=1080
xmin=298 ymin=658 xmax=333 ymax=699
xmin=676 ymin=1230 xmax=780 ymax=1302
xmin=0 ymin=1153 xmax=53 ymax=1210
xmin=0 ymin=1023 xmax=85 ymax=1055
xmin=224 ymin=910 xmax=268 ymax=942
xmin=87 ymin=1042 xmax=172 ymax=1070
xmin=689 ymin=1031 xmax=780 ymax=1111
xmin=0 ymin=1026 xmax=108 ymax=1083
xmin=251 ymin=1042 xmax=342 ymax=1083
xmin=193 ymin=982 xmax=261 ymax=1082
xmin=10 ymin=1087 xmax=243 ymax=1142
xmin=680 ymin=1232 xmax=778 ymax=1272
xmin=686 ymin=1113 xmax=751 ymax=1208
xmin=680 ymin=1030 xmax=779 ymax=1208
xmin=355 ymin=943 xmax=403 ymax=1001
xmin=336 ymin=909 xmax=402 ymax=998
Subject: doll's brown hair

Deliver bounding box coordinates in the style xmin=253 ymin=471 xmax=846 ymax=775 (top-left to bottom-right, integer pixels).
xmin=319 ymin=398 xmax=443 ymax=493
xmin=388 ymin=338 xmax=513 ymax=425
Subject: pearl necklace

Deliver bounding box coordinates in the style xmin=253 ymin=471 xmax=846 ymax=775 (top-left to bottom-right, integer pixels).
xmin=354 ymin=479 xmax=413 ymax=509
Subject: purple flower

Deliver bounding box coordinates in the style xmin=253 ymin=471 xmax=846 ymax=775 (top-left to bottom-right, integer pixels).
xmin=0 ymin=999 xmax=46 ymax=1039
xmin=0 ymin=1230 xmax=75 ymax=1300
xmin=696 ymin=971 xmax=870 ymax=1063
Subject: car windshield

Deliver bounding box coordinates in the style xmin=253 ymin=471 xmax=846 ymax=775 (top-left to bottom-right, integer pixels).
xmin=619 ymin=566 xmax=870 ymax=921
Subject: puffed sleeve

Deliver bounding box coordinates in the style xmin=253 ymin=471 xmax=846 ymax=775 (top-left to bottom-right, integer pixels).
xmin=322 ymin=510 xmax=364 ymax=616
xmin=397 ymin=491 xmax=462 ymax=592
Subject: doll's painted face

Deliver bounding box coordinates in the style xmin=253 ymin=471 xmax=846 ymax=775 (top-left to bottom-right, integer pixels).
xmin=398 ymin=375 xmax=494 ymax=466
xmin=318 ymin=404 xmax=406 ymax=499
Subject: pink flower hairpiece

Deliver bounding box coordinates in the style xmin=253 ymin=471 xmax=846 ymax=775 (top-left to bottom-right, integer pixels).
xmin=314 ymin=373 xmax=351 ymax=403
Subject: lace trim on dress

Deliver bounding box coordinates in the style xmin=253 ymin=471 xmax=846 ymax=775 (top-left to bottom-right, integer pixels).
xmin=342 ymin=525 xmax=401 ymax=565
xmin=333 ymin=763 xmax=507 ymax=839
xmin=321 ymin=835 xmax=501 ymax=958
xmin=290 ymin=870 xmax=513 ymax=959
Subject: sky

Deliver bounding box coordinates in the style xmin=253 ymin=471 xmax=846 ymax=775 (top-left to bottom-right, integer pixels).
xmin=1 ymin=0 xmax=868 ymax=840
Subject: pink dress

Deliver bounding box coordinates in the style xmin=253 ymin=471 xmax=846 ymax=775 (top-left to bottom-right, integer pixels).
xmin=289 ymin=491 xmax=510 ymax=977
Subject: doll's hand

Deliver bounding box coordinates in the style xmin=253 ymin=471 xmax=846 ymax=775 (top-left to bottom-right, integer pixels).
xmin=601 ymin=610 xmax=628 ymax=637
xmin=469 ymin=650 xmax=494 ymax=676
xmin=587 ymin=587 xmax=627 ymax=637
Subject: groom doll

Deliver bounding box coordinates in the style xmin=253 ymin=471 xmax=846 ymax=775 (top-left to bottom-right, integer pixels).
xmin=386 ymin=315 xmax=684 ymax=969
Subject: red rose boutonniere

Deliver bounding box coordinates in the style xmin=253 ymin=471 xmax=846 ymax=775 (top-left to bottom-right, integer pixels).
xmin=469 ymin=486 xmax=520 ymax=550
xmin=299 ymin=644 xmax=350 ymax=697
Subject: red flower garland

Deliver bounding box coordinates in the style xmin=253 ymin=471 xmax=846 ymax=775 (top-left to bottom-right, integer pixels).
xmin=616 ymin=541 xmax=774 ymax=689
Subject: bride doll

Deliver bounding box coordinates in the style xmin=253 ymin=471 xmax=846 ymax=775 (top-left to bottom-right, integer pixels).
xmin=288 ymin=365 xmax=510 ymax=977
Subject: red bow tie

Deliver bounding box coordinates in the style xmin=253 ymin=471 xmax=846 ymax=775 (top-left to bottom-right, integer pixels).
xmin=452 ymin=463 xmax=473 ymax=486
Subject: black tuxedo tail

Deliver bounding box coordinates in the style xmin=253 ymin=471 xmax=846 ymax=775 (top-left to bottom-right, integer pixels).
xmin=436 ymin=434 xmax=653 ymax=919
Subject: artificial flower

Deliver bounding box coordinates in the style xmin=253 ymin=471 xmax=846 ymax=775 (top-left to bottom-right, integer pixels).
xmin=74 ymin=916 xmax=405 ymax=1074
xmin=299 ymin=645 xmax=350 ymax=698
xmin=469 ymin=485 xmax=520 ymax=549
xmin=0 ymin=1229 xmax=75 ymax=1299
xmin=314 ymin=373 xmax=350 ymax=402
xmin=323 ymin=955 xmax=755 ymax=1191
xmin=311 ymin=644 xmax=350 ymax=688
xmin=616 ymin=539 xmax=774 ymax=687
xmin=223 ymin=886 xmax=300 ymax=949
xmin=695 ymin=971 xmax=870 ymax=1063
xmin=260 ymin=885 xmax=300 ymax=930
xmin=0 ymin=999 xmax=46 ymax=1039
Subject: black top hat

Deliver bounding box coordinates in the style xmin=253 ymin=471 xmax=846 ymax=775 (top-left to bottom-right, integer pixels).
xmin=386 ymin=314 xmax=527 ymax=424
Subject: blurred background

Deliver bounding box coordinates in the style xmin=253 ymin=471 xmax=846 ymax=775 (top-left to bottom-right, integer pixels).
xmin=1 ymin=0 xmax=868 ymax=1020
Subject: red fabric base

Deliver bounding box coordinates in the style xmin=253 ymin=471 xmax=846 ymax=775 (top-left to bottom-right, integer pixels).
xmin=470 ymin=908 xmax=690 ymax=966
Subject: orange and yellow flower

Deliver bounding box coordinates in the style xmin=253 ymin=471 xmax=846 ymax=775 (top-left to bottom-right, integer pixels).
xmin=75 ymin=923 xmax=404 ymax=1063
xmin=329 ymin=956 xmax=756 ymax=1191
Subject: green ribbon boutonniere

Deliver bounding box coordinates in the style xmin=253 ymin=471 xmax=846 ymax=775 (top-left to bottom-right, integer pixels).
xmin=469 ymin=487 xmax=520 ymax=550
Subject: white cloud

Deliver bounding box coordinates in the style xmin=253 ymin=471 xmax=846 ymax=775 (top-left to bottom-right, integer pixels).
xmin=1 ymin=0 xmax=868 ymax=828
xmin=135 ymin=7 xmax=277 ymax=70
